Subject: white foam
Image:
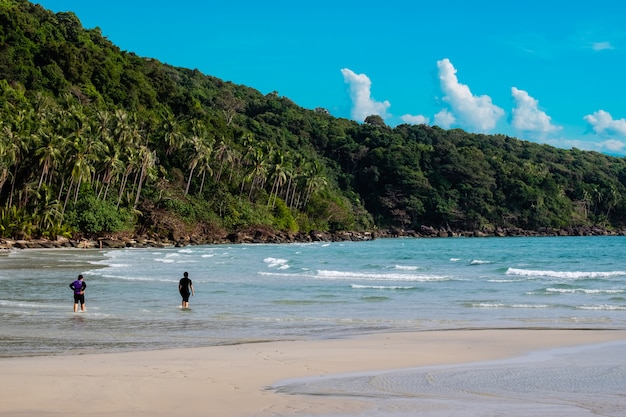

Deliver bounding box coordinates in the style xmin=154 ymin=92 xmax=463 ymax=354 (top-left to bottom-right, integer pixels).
xmin=506 ymin=268 xmax=626 ymax=279
xmin=578 ymin=304 xmax=626 ymax=311
xmin=395 ymin=265 xmax=419 ymax=271
xmin=264 ymin=257 xmax=289 ymax=269
xmin=351 ymin=284 xmax=416 ymax=290
xmin=471 ymin=302 xmax=552 ymax=309
xmin=100 ymin=274 xmax=175 ymax=283
xmin=546 ymin=288 xmax=624 ymax=294
xmin=317 ymin=270 xmax=450 ymax=282
xmin=154 ymin=258 xmax=176 ymax=263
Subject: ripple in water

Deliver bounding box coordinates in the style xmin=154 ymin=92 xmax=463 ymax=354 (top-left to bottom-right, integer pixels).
xmin=272 ymin=340 xmax=626 ymax=417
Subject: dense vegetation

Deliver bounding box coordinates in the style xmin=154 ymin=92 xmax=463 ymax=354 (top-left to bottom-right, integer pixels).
xmin=2 ymin=0 xmax=626 ymax=241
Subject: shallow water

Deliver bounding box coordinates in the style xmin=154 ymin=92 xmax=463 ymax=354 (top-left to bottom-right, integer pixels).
xmin=272 ymin=339 xmax=626 ymax=417
xmin=1 ymin=236 xmax=625 ymax=357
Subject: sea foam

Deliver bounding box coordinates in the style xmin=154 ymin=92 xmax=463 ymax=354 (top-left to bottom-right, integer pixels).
xmin=506 ymin=268 xmax=626 ymax=279
xmin=317 ymin=270 xmax=450 ymax=282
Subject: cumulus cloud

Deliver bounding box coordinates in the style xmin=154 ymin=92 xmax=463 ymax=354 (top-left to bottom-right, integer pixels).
xmin=341 ymin=68 xmax=391 ymax=123
xmin=436 ymin=58 xmax=504 ymax=132
xmin=600 ymin=139 xmax=626 ymax=153
xmin=584 ymin=110 xmax=626 ymax=136
xmin=434 ymin=109 xmax=455 ymax=129
xmin=400 ymin=114 xmax=429 ymax=125
xmin=511 ymin=87 xmax=560 ymax=134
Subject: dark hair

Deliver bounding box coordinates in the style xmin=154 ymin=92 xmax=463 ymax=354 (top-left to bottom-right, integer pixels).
xmin=183 ymin=272 xmax=189 ymax=277
xmin=78 ymin=274 xmax=84 ymax=280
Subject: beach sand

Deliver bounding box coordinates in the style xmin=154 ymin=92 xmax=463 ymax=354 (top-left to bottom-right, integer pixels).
xmin=2 ymin=329 xmax=624 ymax=417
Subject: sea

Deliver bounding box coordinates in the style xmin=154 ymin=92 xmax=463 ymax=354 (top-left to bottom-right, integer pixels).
xmin=1 ymin=235 xmax=625 ymax=416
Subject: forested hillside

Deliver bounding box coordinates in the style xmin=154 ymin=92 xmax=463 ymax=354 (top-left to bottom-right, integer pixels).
xmin=2 ymin=0 xmax=626 ymax=244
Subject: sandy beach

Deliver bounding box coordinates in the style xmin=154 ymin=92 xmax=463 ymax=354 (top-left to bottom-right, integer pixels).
xmin=1 ymin=329 xmax=625 ymax=417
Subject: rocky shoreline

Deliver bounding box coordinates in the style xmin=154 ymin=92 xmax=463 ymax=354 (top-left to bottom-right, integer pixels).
xmin=1 ymin=224 xmax=625 ymax=250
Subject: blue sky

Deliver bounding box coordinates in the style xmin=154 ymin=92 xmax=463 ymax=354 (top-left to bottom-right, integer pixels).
xmin=36 ymin=0 xmax=626 ymax=155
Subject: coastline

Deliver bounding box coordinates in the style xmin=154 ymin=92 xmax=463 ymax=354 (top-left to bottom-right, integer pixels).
xmin=2 ymin=223 xmax=626 ymax=251
xmin=2 ymin=329 xmax=625 ymax=417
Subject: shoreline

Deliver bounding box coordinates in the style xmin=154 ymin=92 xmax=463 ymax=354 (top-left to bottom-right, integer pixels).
xmin=2 ymin=224 xmax=626 ymax=250
xmin=2 ymin=328 xmax=625 ymax=417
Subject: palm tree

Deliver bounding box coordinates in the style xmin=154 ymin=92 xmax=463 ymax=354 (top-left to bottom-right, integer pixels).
xmin=267 ymin=149 xmax=287 ymax=207
xmin=303 ymin=160 xmax=328 ymax=208
xmin=162 ymin=112 xmax=186 ymax=156
xmin=243 ymin=147 xmax=268 ymax=201
xmin=196 ymin=146 xmax=213 ymax=195
xmin=33 ymin=184 xmax=63 ymax=236
xmin=213 ymin=138 xmax=234 ymax=183
xmin=3 ymin=111 xmax=31 ymax=208
xmin=184 ymin=120 xmax=213 ymax=196
xmin=0 ymin=121 xmax=12 ymax=195
xmin=117 ymin=147 xmax=137 ymax=208
xmin=285 ymin=153 xmax=305 ymax=209
xmin=133 ymin=144 xmax=157 ymax=207
xmin=98 ymin=138 xmax=124 ymax=201
xmin=34 ymin=131 xmax=63 ymax=193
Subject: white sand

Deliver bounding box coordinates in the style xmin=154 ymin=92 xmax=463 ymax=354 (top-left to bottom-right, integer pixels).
xmin=1 ymin=329 xmax=624 ymax=417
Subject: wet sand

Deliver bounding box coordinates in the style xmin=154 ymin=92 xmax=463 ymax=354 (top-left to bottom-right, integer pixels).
xmin=1 ymin=329 xmax=624 ymax=417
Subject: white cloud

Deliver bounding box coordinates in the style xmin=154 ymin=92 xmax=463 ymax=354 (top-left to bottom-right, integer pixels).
xmin=341 ymin=68 xmax=391 ymax=123
xmin=436 ymin=58 xmax=504 ymax=132
xmin=592 ymin=41 xmax=614 ymax=51
xmin=511 ymin=87 xmax=560 ymax=134
xmin=400 ymin=114 xmax=429 ymax=125
xmin=600 ymin=139 xmax=626 ymax=153
xmin=434 ymin=109 xmax=455 ymax=129
xmin=583 ymin=110 xmax=626 ymax=136
xmin=543 ymin=136 xmax=626 ymax=155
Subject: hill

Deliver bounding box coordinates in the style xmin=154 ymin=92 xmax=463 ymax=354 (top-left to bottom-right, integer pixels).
xmin=1 ymin=0 xmax=626 ymax=246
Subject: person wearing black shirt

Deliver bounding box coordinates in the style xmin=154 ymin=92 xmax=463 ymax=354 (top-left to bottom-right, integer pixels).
xmin=178 ymin=272 xmax=194 ymax=308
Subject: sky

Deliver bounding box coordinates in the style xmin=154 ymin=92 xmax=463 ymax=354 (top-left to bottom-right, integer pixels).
xmin=35 ymin=0 xmax=626 ymax=156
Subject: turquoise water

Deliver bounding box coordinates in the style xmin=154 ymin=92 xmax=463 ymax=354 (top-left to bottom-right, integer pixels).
xmin=1 ymin=236 xmax=625 ymax=357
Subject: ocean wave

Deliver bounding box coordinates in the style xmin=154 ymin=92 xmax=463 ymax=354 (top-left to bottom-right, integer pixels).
xmin=264 ymin=257 xmax=290 ymax=269
xmin=394 ymin=265 xmax=419 ymax=271
xmin=577 ymin=304 xmax=626 ymax=311
xmin=258 ymin=271 xmax=309 ymax=278
xmin=0 ymin=299 xmax=65 ymax=309
xmin=154 ymin=258 xmax=176 ymax=263
xmin=468 ymin=302 xmax=552 ymax=309
xmin=86 ymin=262 xmax=130 ymax=269
xmin=351 ymin=284 xmax=417 ymax=290
xmin=99 ymin=274 xmax=175 ymax=283
xmin=545 ymin=288 xmax=625 ymax=294
xmin=316 ymin=270 xmax=450 ymax=282
xmin=470 ymin=260 xmax=492 ymax=265
xmin=361 ymin=296 xmax=390 ymax=302
xmin=506 ymin=268 xmax=626 ymax=279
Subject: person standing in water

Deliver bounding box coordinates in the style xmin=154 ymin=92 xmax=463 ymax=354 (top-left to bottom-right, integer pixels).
xmin=178 ymin=272 xmax=194 ymax=308
xmin=69 ymin=274 xmax=86 ymax=312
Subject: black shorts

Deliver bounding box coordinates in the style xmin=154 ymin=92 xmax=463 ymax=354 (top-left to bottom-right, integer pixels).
xmin=73 ymin=294 xmax=85 ymax=304
xmin=180 ymin=291 xmax=190 ymax=302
